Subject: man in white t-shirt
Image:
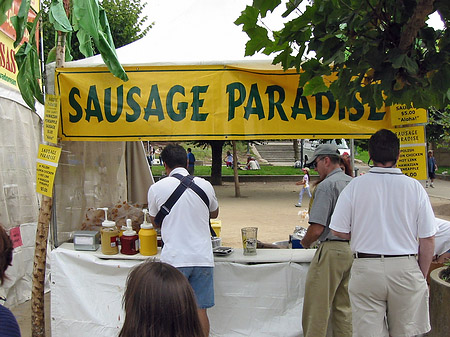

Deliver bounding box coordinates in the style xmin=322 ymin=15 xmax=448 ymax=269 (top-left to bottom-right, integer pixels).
xmin=148 ymin=144 xmax=219 ymax=337
xmin=330 ymin=129 xmax=436 ymax=337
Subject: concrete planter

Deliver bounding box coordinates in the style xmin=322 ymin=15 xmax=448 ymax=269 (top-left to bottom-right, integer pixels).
xmin=427 ymin=267 xmax=450 ymax=336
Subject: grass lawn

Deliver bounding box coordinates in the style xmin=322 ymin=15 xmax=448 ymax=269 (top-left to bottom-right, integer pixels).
xmin=150 ymin=145 xmax=450 ymax=177
xmin=151 ymin=165 xmax=309 ymax=176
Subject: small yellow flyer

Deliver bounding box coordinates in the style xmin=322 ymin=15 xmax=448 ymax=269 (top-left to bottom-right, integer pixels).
xmin=43 ymin=95 xmax=61 ymax=144
xmin=36 ymin=144 xmax=62 ymax=197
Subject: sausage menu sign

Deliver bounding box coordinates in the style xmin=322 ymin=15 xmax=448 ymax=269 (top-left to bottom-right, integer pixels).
xmin=55 ymin=65 xmax=392 ymax=141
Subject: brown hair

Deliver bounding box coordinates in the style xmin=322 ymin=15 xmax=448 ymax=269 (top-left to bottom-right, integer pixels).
xmin=339 ymin=155 xmax=354 ymax=177
xmin=119 ymin=261 xmax=203 ymax=337
xmin=0 ymin=225 xmax=13 ymax=285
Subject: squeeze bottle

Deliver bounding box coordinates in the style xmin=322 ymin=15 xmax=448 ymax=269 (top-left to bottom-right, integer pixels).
xmin=121 ymin=219 xmax=139 ymax=255
xmin=98 ymin=207 xmax=119 ymax=255
xmin=139 ymin=209 xmax=157 ymax=256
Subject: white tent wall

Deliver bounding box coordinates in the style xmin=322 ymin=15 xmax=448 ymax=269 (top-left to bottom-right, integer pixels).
xmin=0 ymin=82 xmax=50 ymax=308
xmin=52 ymin=140 xmax=154 ymax=244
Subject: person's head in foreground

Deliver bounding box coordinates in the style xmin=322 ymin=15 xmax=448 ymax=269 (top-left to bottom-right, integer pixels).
xmin=368 ymin=129 xmax=400 ymax=167
xmin=0 ymin=224 xmax=13 ymax=284
xmin=160 ymin=144 xmax=188 ymax=171
xmin=119 ymin=261 xmax=203 ymax=337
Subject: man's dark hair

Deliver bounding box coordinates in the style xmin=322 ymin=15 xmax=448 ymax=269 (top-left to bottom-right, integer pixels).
xmin=369 ymin=129 xmax=400 ymax=165
xmin=187 ymin=148 xmax=192 ymax=152
xmin=160 ymin=144 xmax=187 ymax=169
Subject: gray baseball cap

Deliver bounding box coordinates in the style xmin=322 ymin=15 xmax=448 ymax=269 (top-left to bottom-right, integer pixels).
xmin=306 ymin=144 xmax=340 ymax=166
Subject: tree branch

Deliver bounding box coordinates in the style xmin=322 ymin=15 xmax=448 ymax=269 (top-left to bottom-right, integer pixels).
xmin=399 ymin=0 xmax=435 ymax=52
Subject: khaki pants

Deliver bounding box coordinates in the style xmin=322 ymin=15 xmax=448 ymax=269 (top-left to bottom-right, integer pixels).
xmin=302 ymin=241 xmax=353 ymax=337
xmin=349 ymin=256 xmax=430 ymax=337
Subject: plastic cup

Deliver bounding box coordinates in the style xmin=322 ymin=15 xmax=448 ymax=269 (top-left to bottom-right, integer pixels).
xmin=241 ymin=227 xmax=258 ymax=255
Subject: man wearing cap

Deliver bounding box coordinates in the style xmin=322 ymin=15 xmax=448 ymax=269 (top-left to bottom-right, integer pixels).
xmin=301 ymin=144 xmax=353 ymax=337
xmin=329 ymin=129 xmax=435 ymax=337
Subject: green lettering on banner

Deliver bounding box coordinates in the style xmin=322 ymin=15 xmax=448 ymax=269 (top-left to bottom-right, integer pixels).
xmin=167 ymin=85 xmax=187 ymax=122
xmin=104 ymin=85 xmax=123 ymax=122
xmin=368 ymin=105 xmax=386 ymax=120
xmin=291 ymin=88 xmax=312 ymax=120
xmin=244 ymin=83 xmax=264 ymax=120
xmin=191 ymin=85 xmax=208 ymax=121
xmin=86 ymin=85 xmax=103 ymax=122
xmin=266 ymin=85 xmax=288 ymax=121
xmin=126 ymin=86 xmax=141 ymax=122
xmin=69 ymin=87 xmax=83 ymax=123
xmin=227 ymin=82 xmax=246 ymax=121
xmin=348 ymin=96 xmax=364 ymax=122
xmin=314 ymin=92 xmax=335 ymax=121
xmin=144 ymin=84 xmax=164 ymax=121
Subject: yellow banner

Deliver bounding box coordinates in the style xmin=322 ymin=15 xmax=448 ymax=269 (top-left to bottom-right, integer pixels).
xmin=36 ymin=145 xmax=62 ymax=197
xmin=56 ymin=65 xmax=392 ymax=141
xmin=393 ymin=126 xmax=427 ymax=180
xmin=390 ymin=103 xmax=428 ymax=126
xmin=44 ymin=95 xmax=61 ymax=144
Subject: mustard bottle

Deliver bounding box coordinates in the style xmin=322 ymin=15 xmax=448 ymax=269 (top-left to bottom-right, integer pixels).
xmin=139 ymin=209 xmax=157 ymax=256
xmin=98 ymin=207 xmax=119 ymax=255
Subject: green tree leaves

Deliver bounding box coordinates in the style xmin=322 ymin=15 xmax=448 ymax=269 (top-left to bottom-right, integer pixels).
xmin=236 ymin=0 xmax=449 ymax=110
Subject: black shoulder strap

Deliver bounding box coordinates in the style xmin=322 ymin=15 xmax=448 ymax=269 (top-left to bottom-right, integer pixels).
xmin=154 ymin=174 xmax=217 ymax=236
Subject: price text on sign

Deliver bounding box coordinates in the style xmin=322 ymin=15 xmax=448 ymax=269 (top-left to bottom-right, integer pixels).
xmin=36 ymin=145 xmax=62 ymax=197
xmin=392 ymin=126 xmax=427 ymax=180
xmin=44 ymin=95 xmax=61 ymax=144
xmin=390 ymin=104 xmax=427 ymax=126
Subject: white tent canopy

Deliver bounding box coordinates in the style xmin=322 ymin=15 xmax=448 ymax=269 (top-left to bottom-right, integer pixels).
xmin=63 ymin=0 xmax=288 ymax=68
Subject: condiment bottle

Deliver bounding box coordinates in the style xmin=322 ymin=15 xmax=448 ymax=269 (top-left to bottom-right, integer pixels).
xmin=139 ymin=209 xmax=157 ymax=256
xmin=121 ymin=219 xmax=139 ymax=255
xmin=98 ymin=207 xmax=119 ymax=255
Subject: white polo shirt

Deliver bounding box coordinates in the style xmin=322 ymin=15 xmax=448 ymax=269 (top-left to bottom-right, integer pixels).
xmin=330 ymin=167 xmax=436 ymax=255
xmin=148 ymin=167 xmax=219 ymax=267
xmin=435 ymin=218 xmax=450 ymax=256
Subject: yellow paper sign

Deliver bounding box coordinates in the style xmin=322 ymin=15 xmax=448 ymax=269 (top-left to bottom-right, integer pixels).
xmin=44 ymin=95 xmax=61 ymax=144
xmin=393 ymin=126 xmax=427 ymax=180
xmin=55 ymin=65 xmax=391 ymax=141
xmin=36 ymin=145 xmax=62 ymax=197
xmin=390 ymin=103 xmax=428 ymax=126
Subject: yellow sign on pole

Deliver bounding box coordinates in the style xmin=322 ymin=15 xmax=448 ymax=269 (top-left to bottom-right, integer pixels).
xmin=392 ymin=126 xmax=427 ymax=180
xmin=44 ymin=95 xmax=61 ymax=144
xmin=55 ymin=65 xmax=391 ymax=141
xmin=36 ymin=144 xmax=62 ymax=197
xmin=390 ymin=103 xmax=428 ymax=126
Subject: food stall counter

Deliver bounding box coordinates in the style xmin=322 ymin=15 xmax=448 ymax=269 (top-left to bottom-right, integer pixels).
xmin=51 ymin=243 xmax=316 ymax=336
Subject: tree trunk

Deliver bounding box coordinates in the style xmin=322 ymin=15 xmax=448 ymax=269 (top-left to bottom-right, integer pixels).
xmin=232 ymin=141 xmax=241 ymax=197
xmin=31 ymin=3 xmax=69 ymax=335
xmin=31 ymin=195 xmax=52 ymax=337
xmin=398 ymin=0 xmax=434 ymax=52
xmin=293 ymin=139 xmax=299 ymax=161
xmin=210 ymin=140 xmax=224 ymax=185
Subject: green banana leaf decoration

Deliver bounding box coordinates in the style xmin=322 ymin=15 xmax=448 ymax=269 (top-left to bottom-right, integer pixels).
xmin=6 ymin=0 xmax=128 ymax=111
xmin=49 ymin=0 xmax=72 ymax=32
xmin=15 ymin=12 xmax=44 ymax=110
xmin=0 ymin=0 xmax=14 ymax=26
xmin=72 ymin=0 xmax=128 ymax=81
xmin=11 ymin=0 xmax=31 ymax=48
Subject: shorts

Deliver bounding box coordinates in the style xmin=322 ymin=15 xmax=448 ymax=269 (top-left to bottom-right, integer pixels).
xmin=349 ymin=256 xmax=430 ymax=337
xmin=178 ymin=266 xmax=214 ymax=309
xmin=429 ymin=172 xmax=436 ymax=179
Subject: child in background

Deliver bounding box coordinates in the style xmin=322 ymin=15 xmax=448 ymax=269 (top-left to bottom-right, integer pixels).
xmin=295 ymin=167 xmax=311 ymax=207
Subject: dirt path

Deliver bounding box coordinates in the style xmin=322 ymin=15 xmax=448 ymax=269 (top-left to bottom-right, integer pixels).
xmin=215 ymin=181 xmax=450 ymax=248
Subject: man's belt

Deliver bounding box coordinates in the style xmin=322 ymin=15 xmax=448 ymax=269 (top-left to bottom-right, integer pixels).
xmin=354 ymin=252 xmax=416 ymax=258
xmin=323 ymin=239 xmax=349 ymax=243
